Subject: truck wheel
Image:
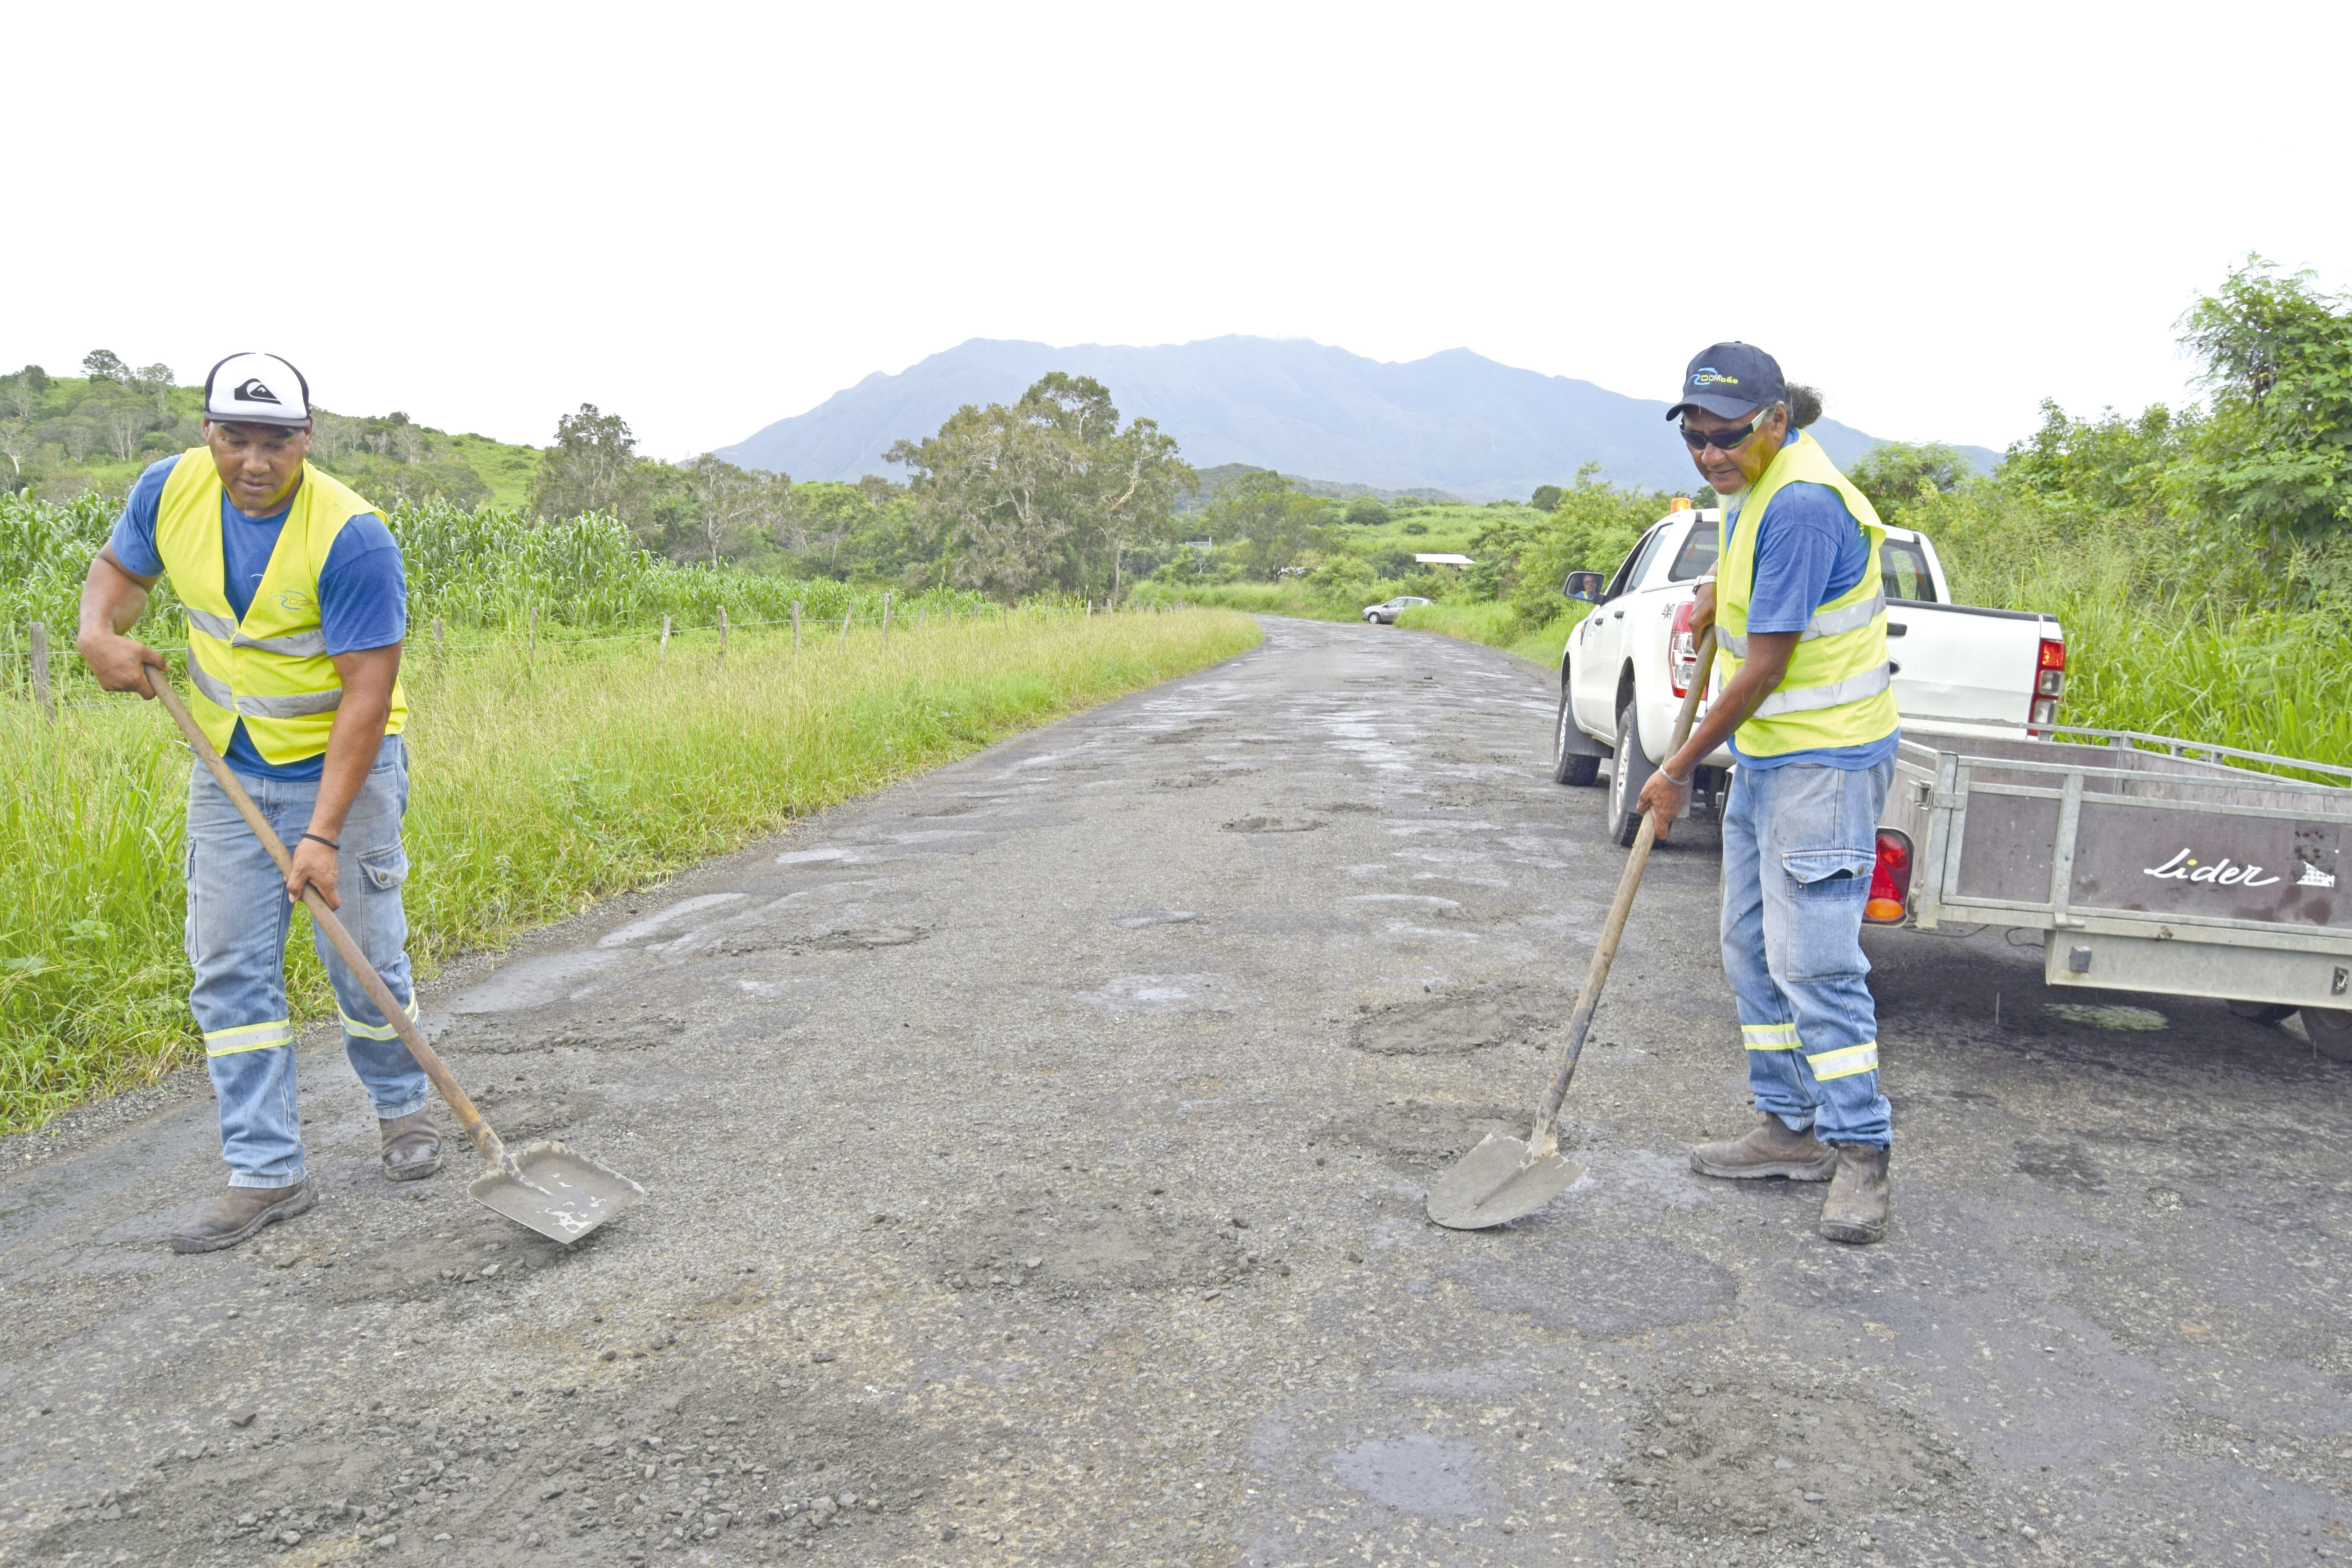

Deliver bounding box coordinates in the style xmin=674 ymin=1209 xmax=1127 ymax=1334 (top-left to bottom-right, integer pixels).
xmin=1552 ymin=691 xmax=1599 ymax=786
xmin=2227 ymin=1000 xmax=2297 ymax=1025
xmin=2300 ymin=1007 xmax=2352 ymax=1063
xmin=1607 ymin=700 xmax=1644 ymax=848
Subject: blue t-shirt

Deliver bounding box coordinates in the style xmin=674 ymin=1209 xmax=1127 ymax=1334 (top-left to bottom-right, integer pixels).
xmin=111 ymin=454 xmax=407 ymax=782
xmin=1724 ymin=477 xmax=1899 ymax=771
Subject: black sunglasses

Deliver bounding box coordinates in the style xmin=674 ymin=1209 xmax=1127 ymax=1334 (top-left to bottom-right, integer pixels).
xmin=1679 ymin=410 xmax=1768 ymax=452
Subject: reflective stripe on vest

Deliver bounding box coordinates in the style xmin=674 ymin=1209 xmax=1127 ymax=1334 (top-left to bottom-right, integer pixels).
xmin=1712 ymin=430 xmax=1900 ymax=758
xmin=1753 ymin=660 xmax=1893 ymax=719
xmin=182 ymin=604 xmax=331 ymax=657
xmin=1715 ymin=592 xmax=1887 ymax=657
xmin=152 ymin=449 xmax=407 ymax=766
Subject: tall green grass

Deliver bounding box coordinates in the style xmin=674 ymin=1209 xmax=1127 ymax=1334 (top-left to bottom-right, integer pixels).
xmin=0 ymin=606 xmax=1259 ymax=1130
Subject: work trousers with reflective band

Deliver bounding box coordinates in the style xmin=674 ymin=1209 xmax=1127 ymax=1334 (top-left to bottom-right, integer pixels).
xmin=1719 ymin=757 xmax=1895 ymax=1147
xmin=185 ymin=734 xmax=425 ymax=1188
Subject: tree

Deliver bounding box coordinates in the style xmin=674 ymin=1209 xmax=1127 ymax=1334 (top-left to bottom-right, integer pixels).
xmin=81 ymin=349 xmax=130 ymax=383
xmin=133 ymin=363 xmax=176 ymax=416
xmin=886 ymin=373 xmax=1192 ymax=599
xmin=532 ymin=403 xmax=646 ymax=522
xmin=679 ymin=454 xmax=792 ymax=567
xmin=1849 ymin=441 xmax=1979 ymax=521
xmin=1209 ymin=470 xmax=1331 ymax=580
xmin=1343 ymin=494 xmax=1391 ymax=527
xmin=2174 ymin=257 xmax=2352 ymax=551
xmin=99 ymin=388 xmax=148 ymax=461
xmin=0 ymin=419 xmax=30 ymax=485
xmin=1 ymin=370 xmax=39 ymax=422
xmin=1530 ymin=485 xmax=1563 ymax=513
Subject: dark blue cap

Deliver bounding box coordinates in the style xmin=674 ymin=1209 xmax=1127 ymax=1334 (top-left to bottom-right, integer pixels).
xmin=1666 ymin=342 xmax=1785 ymax=421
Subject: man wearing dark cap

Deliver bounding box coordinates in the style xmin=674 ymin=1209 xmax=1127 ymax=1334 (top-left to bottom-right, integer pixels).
xmin=1635 ymin=343 xmax=1897 ymax=1245
xmin=75 ymin=353 xmax=441 ymax=1252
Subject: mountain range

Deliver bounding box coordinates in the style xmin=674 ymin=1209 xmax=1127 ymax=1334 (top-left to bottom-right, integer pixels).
xmin=717 ymin=337 xmax=1999 ymax=500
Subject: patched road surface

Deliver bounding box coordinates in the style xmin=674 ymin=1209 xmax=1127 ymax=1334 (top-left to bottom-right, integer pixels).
xmin=5 ymin=616 xmax=2350 ymax=1566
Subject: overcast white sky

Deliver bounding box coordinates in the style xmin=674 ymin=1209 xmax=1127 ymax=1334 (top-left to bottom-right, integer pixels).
xmin=9 ymin=2 xmax=2345 ymax=462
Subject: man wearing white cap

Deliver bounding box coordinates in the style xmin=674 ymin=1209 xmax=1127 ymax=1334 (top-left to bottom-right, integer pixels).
xmin=75 ymin=353 xmax=440 ymax=1252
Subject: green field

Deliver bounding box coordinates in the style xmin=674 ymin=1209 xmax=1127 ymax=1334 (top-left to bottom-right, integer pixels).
xmin=0 ymin=605 xmax=1257 ymax=1131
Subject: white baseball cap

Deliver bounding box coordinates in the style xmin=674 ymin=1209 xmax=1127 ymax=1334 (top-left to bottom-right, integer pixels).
xmin=203 ymin=352 xmax=311 ymax=426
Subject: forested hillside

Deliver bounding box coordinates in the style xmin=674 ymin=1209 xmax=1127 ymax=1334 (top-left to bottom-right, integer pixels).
xmin=0 ymin=354 xmax=541 ymax=509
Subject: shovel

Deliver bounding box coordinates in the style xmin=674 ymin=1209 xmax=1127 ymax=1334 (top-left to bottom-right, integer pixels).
xmin=145 ymin=667 xmax=644 ymax=1244
xmin=1427 ymin=628 xmax=1718 ymax=1230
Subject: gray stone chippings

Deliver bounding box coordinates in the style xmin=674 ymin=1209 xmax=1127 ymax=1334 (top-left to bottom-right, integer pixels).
xmin=2 ymin=615 xmax=2348 ymax=1567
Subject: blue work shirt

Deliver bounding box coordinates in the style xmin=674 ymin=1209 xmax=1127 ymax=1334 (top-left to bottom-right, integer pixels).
xmin=111 ymin=454 xmax=408 ymax=781
xmin=1723 ymin=479 xmax=1899 ymax=771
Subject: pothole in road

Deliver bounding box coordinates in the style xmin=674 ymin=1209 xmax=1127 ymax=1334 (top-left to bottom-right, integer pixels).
xmin=1222 ymin=815 xmax=1325 ymax=833
xmin=1615 ymin=1376 xmax=1980 ymax=1543
xmin=1348 ymin=987 xmax=1552 ymax=1055
xmin=934 ymin=1191 xmax=1250 ymax=1298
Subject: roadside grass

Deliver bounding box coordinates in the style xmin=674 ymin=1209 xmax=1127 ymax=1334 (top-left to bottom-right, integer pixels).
xmin=1393 ymin=599 xmax=1579 ymax=669
xmin=0 ymin=606 xmax=1259 ymax=1131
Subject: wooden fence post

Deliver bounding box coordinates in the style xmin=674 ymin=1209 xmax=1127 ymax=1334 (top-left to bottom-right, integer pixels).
xmin=718 ymin=604 xmax=728 ymax=666
xmin=28 ymin=622 xmax=55 ymax=722
xmin=839 ymin=607 xmax=851 ymax=646
xmin=882 ymin=591 xmax=893 ymax=642
xmin=659 ymin=614 xmax=672 ymax=659
xmin=433 ymin=616 xmax=445 ymax=648
xmin=791 ymin=601 xmax=802 ymax=654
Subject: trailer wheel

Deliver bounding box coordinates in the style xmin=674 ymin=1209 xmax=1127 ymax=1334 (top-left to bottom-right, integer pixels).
xmin=1553 ymin=691 xmax=1599 ymax=786
xmin=2227 ymin=1000 xmax=2298 ymax=1025
xmin=2300 ymin=1007 xmax=2352 ymax=1063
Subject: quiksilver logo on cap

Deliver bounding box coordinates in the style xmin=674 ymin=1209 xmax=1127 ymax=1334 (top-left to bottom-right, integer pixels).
xmin=234 ymin=378 xmax=282 ymax=405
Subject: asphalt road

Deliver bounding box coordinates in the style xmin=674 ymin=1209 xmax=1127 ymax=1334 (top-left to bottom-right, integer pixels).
xmin=5 ymin=615 xmax=2350 ymax=1568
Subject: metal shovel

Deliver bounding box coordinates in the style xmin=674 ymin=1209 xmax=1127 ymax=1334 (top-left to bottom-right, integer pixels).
xmin=147 ymin=668 xmax=645 ymax=1244
xmin=1428 ymin=628 xmax=1718 ymax=1230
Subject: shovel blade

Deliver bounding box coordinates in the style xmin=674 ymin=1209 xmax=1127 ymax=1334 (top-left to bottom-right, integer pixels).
xmin=1425 ymin=1131 xmax=1584 ymax=1230
xmin=467 ymin=1140 xmax=645 ymax=1245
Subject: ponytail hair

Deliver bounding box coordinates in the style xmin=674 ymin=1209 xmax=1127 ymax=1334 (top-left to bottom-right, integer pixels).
xmin=1784 ymin=383 xmax=1824 ymax=429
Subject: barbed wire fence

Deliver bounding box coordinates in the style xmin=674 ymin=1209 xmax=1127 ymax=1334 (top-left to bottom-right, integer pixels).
xmin=4 ymin=593 xmax=1205 ymax=715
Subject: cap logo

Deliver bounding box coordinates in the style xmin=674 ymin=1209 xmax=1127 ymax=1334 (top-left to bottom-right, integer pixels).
xmin=1693 ymin=368 xmax=1740 ymax=386
xmin=234 ymin=377 xmax=282 ymax=405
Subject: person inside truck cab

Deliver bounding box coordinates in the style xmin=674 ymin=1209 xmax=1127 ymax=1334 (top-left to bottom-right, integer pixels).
xmin=1636 ymin=341 xmax=1899 ymax=1245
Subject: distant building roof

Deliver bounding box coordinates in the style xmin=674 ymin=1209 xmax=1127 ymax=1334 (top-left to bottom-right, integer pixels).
xmin=1414 ymin=553 xmax=1475 ymax=566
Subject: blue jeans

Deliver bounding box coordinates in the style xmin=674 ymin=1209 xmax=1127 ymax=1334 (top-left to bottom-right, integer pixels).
xmin=185 ymin=735 xmax=425 ymax=1188
xmin=1719 ymin=758 xmax=1895 ymax=1147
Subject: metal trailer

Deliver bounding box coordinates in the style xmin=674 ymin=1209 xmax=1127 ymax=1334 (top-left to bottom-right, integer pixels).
xmin=1876 ymin=722 xmax=2352 ymax=1058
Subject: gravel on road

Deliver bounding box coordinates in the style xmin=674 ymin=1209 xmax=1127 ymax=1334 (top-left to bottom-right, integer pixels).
xmin=4 ymin=615 xmax=2349 ymax=1567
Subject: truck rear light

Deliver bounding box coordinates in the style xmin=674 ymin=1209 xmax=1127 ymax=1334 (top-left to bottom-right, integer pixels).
xmin=1669 ymin=601 xmax=1698 ymax=697
xmin=1866 ymin=831 xmax=1911 ymax=924
xmin=2029 ymin=637 xmax=2065 ymax=730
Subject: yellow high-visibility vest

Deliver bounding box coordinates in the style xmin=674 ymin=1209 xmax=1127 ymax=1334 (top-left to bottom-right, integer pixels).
xmin=154 ymin=449 xmax=408 ymax=765
xmin=1713 ymin=430 xmax=1898 ymax=758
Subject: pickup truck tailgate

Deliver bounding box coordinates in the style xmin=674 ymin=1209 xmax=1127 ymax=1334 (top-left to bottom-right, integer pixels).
xmin=1888 ymin=600 xmax=2058 ymax=734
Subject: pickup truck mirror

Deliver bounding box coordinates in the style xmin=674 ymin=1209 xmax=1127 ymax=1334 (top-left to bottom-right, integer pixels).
xmin=1561 ymin=570 xmax=1606 ymax=603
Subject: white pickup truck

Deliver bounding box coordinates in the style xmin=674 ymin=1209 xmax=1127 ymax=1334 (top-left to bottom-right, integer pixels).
xmin=1551 ymin=502 xmax=2067 ymax=846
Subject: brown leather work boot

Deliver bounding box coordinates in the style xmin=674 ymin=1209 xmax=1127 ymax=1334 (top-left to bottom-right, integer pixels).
xmin=169 ymin=1179 xmax=316 ymax=1254
xmin=1818 ymin=1143 xmax=1892 ymax=1244
xmin=380 ymin=1110 xmax=443 ymax=1181
xmin=1690 ymin=1113 xmax=1838 ymax=1181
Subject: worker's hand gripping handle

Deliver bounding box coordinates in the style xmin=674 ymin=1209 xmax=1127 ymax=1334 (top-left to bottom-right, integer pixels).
xmin=143 ymin=668 xmax=508 ymax=1170
xmin=1527 ymin=628 xmax=1717 ymax=1160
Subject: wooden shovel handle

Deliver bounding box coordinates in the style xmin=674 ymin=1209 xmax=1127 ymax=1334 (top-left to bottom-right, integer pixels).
xmin=144 ymin=669 xmax=508 ymax=1169
xmin=1528 ymin=628 xmax=1718 ymax=1156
